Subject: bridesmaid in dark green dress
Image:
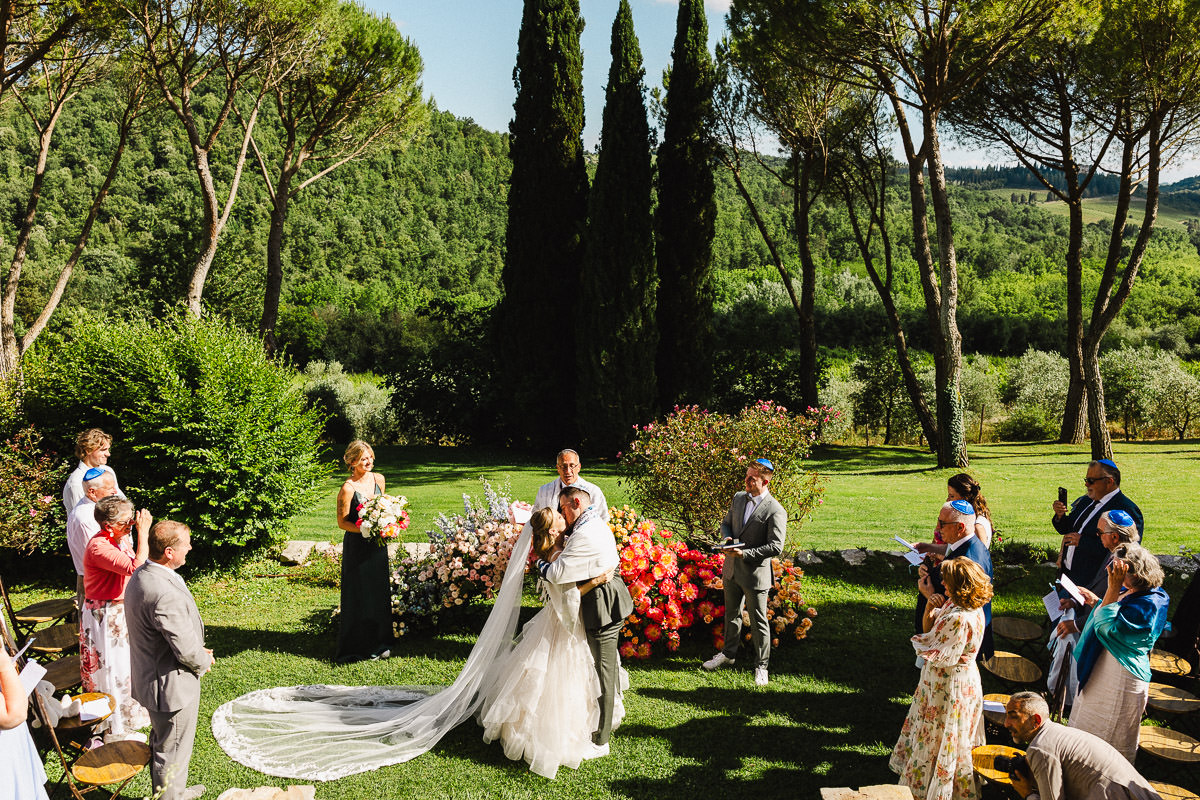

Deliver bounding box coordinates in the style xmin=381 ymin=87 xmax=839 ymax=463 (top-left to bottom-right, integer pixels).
xmin=335 ymin=440 xmax=394 ymax=663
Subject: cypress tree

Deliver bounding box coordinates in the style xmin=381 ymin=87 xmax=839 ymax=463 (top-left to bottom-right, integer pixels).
xmin=499 ymin=0 xmax=588 ymax=447
xmin=655 ymin=0 xmax=716 ymax=409
xmin=577 ymin=0 xmax=656 ymax=456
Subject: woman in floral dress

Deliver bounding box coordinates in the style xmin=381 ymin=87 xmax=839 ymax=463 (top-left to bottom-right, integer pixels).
xmin=81 ymin=495 xmax=151 ymax=741
xmin=890 ymin=558 xmax=992 ymax=800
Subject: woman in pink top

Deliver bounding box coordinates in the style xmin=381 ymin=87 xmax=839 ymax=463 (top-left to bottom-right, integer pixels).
xmin=80 ymin=495 xmax=151 ymax=741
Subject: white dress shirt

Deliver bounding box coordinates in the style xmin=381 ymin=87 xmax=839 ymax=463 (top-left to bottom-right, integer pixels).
xmin=62 ymin=461 xmax=123 ymax=515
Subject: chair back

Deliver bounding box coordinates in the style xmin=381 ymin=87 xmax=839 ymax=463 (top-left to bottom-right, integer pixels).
xmin=0 ymin=573 xmax=20 ymax=635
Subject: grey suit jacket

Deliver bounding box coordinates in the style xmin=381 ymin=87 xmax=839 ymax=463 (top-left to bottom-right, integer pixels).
xmin=720 ymin=491 xmax=787 ymax=590
xmin=1026 ymin=721 xmax=1161 ymax=800
xmin=125 ymin=562 xmax=213 ymax=713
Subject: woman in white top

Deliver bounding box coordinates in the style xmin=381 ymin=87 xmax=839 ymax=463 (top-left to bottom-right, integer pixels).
xmin=947 ymin=473 xmax=993 ymax=548
xmin=62 ymin=428 xmax=124 ymax=513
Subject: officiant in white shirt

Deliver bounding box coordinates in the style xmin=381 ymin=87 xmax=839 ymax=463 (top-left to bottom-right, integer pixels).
xmin=533 ymin=449 xmax=609 ymax=522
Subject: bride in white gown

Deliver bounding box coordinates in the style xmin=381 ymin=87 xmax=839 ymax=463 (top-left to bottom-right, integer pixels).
xmin=212 ymin=508 xmax=624 ymax=781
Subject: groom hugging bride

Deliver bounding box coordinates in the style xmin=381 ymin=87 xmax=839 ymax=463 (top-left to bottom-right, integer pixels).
xmin=213 ymin=480 xmax=633 ymax=781
xmin=478 ymin=487 xmax=634 ymax=775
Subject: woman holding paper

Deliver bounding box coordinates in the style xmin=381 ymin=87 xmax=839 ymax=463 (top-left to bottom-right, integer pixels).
xmin=890 ymin=558 xmax=991 ymax=800
xmin=1068 ymin=543 xmax=1169 ymax=761
xmin=1 ymin=644 xmax=50 ymax=799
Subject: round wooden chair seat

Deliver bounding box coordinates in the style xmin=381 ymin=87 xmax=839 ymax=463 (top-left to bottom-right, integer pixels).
xmin=1150 ymin=649 xmax=1193 ymax=677
xmin=972 ymin=744 xmax=1024 ymax=785
xmin=29 ymin=621 xmax=79 ymax=654
xmin=992 ymin=617 xmax=1042 ymax=642
xmin=41 ymin=654 xmax=82 ymax=692
xmin=15 ymin=596 xmax=75 ymax=624
xmin=56 ymin=693 xmax=115 ymax=732
xmin=72 ymin=740 xmax=151 ymax=785
xmin=1148 ymin=682 xmax=1200 ymax=715
xmin=1151 ymin=783 xmax=1200 ymax=800
xmin=982 ymin=651 xmax=1043 ymax=685
xmin=983 ymin=693 xmax=1010 ymax=727
xmin=1139 ymin=726 xmax=1200 ymax=764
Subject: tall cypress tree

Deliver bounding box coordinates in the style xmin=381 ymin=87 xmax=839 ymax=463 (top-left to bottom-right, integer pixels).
xmin=655 ymin=0 xmax=716 ymax=408
xmin=577 ymin=0 xmax=656 ymax=456
xmin=499 ymin=0 xmax=588 ymax=447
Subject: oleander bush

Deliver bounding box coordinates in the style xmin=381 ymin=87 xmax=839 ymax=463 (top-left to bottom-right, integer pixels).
xmin=619 ymin=401 xmax=827 ymax=547
xmin=0 ymin=427 xmax=69 ymax=553
xmin=21 ymin=316 xmax=330 ymax=566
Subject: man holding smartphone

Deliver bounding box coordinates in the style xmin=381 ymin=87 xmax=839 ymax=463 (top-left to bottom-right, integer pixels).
xmin=1052 ymin=459 xmax=1143 ymax=588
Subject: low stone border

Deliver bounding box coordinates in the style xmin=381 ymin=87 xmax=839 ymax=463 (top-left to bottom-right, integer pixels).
xmin=278 ymin=540 xmax=431 ymax=566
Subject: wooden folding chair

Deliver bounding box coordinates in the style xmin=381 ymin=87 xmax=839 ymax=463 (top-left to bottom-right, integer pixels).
xmin=33 ymin=690 xmax=150 ymax=800
xmin=1 ymin=573 xmax=75 ymax=640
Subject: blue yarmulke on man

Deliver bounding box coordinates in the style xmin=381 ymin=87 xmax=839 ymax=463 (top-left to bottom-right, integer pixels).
xmin=1108 ymin=509 xmax=1134 ymax=528
xmin=83 ymin=466 xmax=106 ymax=481
xmin=1097 ymin=458 xmax=1118 ymax=469
xmin=754 ymin=458 xmax=774 ymax=472
xmin=950 ymin=499 xmax=974 ymax=515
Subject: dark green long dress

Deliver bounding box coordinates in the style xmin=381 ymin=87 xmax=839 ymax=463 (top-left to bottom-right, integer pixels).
xmin=335 ymin=483 xmax=394 ymax=662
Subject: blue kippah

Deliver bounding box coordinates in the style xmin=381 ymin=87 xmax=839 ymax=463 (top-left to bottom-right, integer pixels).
xmin=83 ymin=467 xmax=106 ymax=482
xmin=754 ymin=458 xmax=775 ymax=472
xmin=950 ymin=499 xmax=974 ymax=515
xmin=1097 ymin=458 xmax=1118 ymax=469
xmin=1107 ymin=509 xmax=1134 ymax=528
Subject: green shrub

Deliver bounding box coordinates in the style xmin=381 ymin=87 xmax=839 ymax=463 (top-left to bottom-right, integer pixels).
xmin=0 ymin=427 xmax=70 ymax=553
xmin=301 ymin=361 xmax=400 ymax=445
xmin=995 ymin=403 xmax=1058 ymax=442
xmin=619 ymin=401 xmax=826 ymax=548
xmin=22 ymin=316 xmax=330 ymax=566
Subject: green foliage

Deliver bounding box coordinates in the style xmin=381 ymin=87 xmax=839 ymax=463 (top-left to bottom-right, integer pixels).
xmin=995 ymin=403 xmax=1059 ymax=441
xmin=300 ymin=361 xmax=398 ymax=445
xmin=577 ymin=0 xmax=658 ymax=457
xmin=1002 ymin=348 xmax=1069 ymax=421
xmin=499 ymin=0 xmax=589 ymax=448
xmin=0 ymin=428 xmax=70 ymax=553
xmin=655 ymin=0 xmax=717 ymax=407
xmin=21 ymin=317 xmax=330 ymax=566
xmin=619 ymin=401 xmax=825 ymax=547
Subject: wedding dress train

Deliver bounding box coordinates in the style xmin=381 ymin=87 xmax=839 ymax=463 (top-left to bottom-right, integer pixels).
xmin=212 ymin=524 xmax=624 ymax=780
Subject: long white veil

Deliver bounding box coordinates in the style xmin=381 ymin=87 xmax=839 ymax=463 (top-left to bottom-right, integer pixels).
xmin=211 ymin=524 xmax=532 ymax=781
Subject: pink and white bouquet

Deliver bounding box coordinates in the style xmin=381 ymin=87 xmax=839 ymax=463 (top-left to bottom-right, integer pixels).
xmin=356 ymin=493 xmax=410 ymax=545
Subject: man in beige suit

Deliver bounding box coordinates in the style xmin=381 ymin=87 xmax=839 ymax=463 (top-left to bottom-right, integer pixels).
xmin=1004 ymin=692 xmax=1161 ymax=800
xmin=126 ymin=521 xmax=214 ymax=800
xmin=703 ymin=458 xmax=787 ymax=686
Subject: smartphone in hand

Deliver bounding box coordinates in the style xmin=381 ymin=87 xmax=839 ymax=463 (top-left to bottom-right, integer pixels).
xmin=1058 ymin=487 xmax=1068 ymax=505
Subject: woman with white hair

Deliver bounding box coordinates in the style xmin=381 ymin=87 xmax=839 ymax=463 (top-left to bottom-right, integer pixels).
xmin=1069 ymin=543 xmax=1169 ymax=761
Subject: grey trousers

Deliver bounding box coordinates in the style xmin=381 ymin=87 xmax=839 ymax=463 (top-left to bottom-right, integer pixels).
xmin=586 ymin=617 xmax=624 ymax=745
xmin=721 ymin=574 xmax=771 ymax=669
xmin=147 ymin=701 xmax=200 ymax=800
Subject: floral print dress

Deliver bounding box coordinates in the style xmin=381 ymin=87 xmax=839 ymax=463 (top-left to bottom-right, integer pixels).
xmin=890 ymin=603 xmax=986 ymax=800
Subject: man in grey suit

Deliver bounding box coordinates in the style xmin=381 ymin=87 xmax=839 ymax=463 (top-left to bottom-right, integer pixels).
xmin=125 ymin=521 xmax=214 ymax=800
xmin=1004 ymin=692 xmax=1161 ymax=800
xmin=703 ymin=458 xmax=787 ymax=686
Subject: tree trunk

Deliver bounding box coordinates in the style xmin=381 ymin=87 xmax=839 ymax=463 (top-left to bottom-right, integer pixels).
xmin=1059 ymin=195 xmax=1088 ymax=442
xmin=260 ymin=164 xmax=296 ymax=354
xmin=1082 ymin=338 xmax=1111 ymax=458
xmin=0 ymin=106 xmax=62 ymax=378
xmin=186 ymin=148 xmax=221 ymax=317
xmin=793 ymin=157 xmax=819 ymax=410
xmin=923 ymin=120 xmax=968 ymax=468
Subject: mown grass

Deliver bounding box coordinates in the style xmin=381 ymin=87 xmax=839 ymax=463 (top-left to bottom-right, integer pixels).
xmin=289 ymin=440 xmax=1200 ymax=556
xmin=10 ymin=441 xmax=1200 ymax=797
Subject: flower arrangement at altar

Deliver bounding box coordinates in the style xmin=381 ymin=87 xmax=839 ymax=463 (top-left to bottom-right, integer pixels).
xmin=356 ymin=493 xmax=410 ymax=545
xmin=611 ymin=506 xmax=817 ymax=660
xmin=390 ymin=482 xmax=522 ymax=635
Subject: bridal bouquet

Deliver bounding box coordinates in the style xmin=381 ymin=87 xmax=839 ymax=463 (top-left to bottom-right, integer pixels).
xmin=356 ymin=493 xmax=410 ymax=545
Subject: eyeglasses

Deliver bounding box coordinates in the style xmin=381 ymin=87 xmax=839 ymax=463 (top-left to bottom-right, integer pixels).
xmin=1083 ymin=476 xmax=1110 ymax=486
xmin=935 ymin=519 xmax=954 ymax=528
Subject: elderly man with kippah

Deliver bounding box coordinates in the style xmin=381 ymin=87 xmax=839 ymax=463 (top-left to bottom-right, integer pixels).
xmin=65 ymin=467 xmax=120 ymax=609
xmin=62 ymin=428 xmax=124 ymax=514
xmin=915 ymin=499 xmax=995 ymax=661
xmin=1052 ymin=458 xmax=1143 ymax=588
xmin=702 ymin=458 xmax=788 ymax=686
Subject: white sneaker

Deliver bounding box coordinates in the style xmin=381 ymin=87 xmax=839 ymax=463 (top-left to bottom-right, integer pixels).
xmin=754 ymin=667 xmax=768 ymax=686
xmin=702 ymin=652 xmax=735 ymax=671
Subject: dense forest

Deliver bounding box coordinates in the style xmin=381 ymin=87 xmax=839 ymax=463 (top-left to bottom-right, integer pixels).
xmin=5 ymin=77 xmax=1200 ymax=377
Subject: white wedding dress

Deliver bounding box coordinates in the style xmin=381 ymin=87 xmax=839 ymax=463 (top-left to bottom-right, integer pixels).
xmin=212 ymin=524 xmax=624 ymax=781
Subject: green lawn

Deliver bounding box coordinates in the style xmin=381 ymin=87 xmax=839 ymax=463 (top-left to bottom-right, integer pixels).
xmin=9 ymin=441 xmax=1200 ymax=798
xmin=292 ymin=440 xmax=1200 ymax=556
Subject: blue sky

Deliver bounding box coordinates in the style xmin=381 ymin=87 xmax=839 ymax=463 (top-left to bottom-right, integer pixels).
xmin=365 ymin=1 xmax=1197 ymax=180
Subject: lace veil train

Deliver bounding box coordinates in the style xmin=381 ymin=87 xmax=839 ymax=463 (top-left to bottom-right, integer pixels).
xmin=211 ymin=524 xmax=532 ymax=781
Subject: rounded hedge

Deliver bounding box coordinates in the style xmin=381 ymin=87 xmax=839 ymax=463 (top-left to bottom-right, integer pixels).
xmin=22 ymin=316 xmax=330 ymax=566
